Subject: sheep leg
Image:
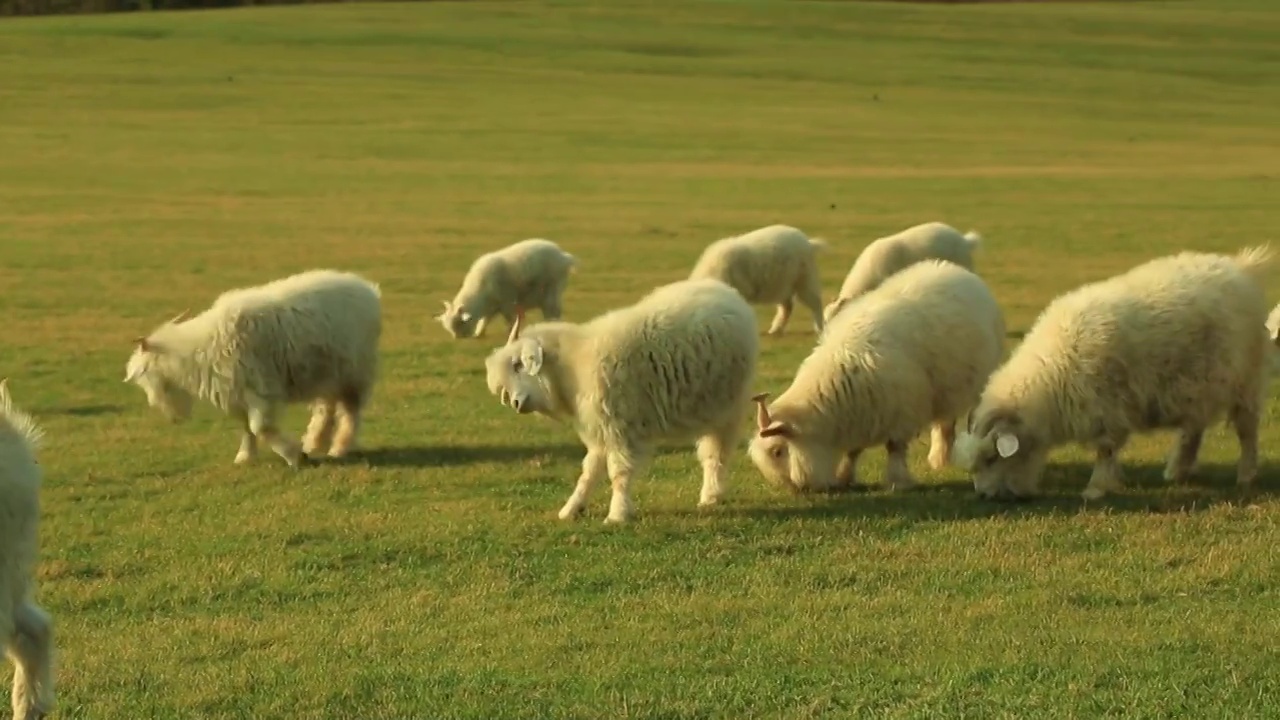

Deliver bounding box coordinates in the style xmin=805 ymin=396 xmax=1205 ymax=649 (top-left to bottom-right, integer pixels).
xmin=695 ymin=427 xmax=737 ymax=508
xmin=1082 ymin=438 xmax=1127 ymax=500
xmin=927 ymin=420 xmax=957 ymax=470
xmin=796 ymin=276 xmax=825 ymax=334
xmin=329 ymin=388 xmax=366 ymax=458
xmin=1230 ymin=402 xmax=1260 ymax=487
xmin=834 ymin=449 xmax=866 ymax=491
xmin=8 ymin=601 xmax=53 ymax=720
xmin=542 ymin=292 xmax=564 ymax=321
xmin=1162 ymin=427 xmax=1204 ymax=484
xmin=301 ymin=399 xmax=337 ymax=457
xmin=247 ymin=402 xmax=304 ymax=469
xmin=883 ymin=439 xmax=917 ymax=491
xmin=605 ymin=449 xmax=647 ymax=524
xmin=233 ymin=410 xmax=257 ymax=465
xmin=766 ymin=299 xmax=794 ymax=336
xmin=558 ymin=448 xmax=606 ymax=520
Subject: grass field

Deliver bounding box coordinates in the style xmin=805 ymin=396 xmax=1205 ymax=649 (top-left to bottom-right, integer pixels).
xmin=3 ymin=0 xmax=1280 ymax=717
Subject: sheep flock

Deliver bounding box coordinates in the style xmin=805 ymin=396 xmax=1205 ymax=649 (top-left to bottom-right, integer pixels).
xmin=7 ymin=220 xmax=1280 ymax=716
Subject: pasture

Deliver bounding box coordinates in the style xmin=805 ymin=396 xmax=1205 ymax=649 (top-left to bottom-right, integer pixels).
xmin=3 ymin=0 xmax=1280 ymax=717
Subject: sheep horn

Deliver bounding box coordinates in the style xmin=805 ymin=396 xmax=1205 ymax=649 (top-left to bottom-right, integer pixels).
xmin=169 ymin=308 xmax=190 ymax=324
xmin=507 ymin=305 xmax=526 ymax=345
xmin=751 ymin=392 xmax=772 ymax=430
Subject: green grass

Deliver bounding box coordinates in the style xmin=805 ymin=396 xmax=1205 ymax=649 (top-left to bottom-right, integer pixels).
xmin=3 ymin=0 xmax=1280 ymax=717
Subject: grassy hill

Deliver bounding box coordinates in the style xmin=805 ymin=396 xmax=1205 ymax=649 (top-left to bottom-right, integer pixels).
xmin=2 ymin=0 xmax=1279 ymax=717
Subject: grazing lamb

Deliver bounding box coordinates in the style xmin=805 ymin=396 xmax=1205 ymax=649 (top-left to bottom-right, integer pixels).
xmin=124 ymin=269 xmax=382 ymax=468
xmin=748 ymin=260 xmax=1005 ymax=493
xmin=823 ymin=221 xmax=982 ymax=324
xmin=438 ymin=238 xmax=577 ymax=339
xmin=0 ymin=380 xmax=54 ymax=720
xmin=688 ymin=224 xmax=826 ymax=335
xmin=954 ymin=246 xmax=1273 ymax=501
xmin=484 ymin=278 xmax=759 ymax=524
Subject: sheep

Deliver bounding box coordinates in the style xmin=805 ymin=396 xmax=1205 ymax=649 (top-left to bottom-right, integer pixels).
xmin=823 ymin=221 xmax=982 ymax=324
xmin=953 ymin=246 xmax=1274 ymax=502
xmin=437 ymin=238 xmax=577 ymax=339
xmin=0 ymin=380 xmax=55 ymax=720
xmin=688 ymin=224 xmax=827 ymax=336
xmin=483 ymin=278 xmax=759 ymax=524
xmin=123 ymin=269 xmax=382 ymax=468
xmin=748 ymin=260 xmax=1006 ymax=494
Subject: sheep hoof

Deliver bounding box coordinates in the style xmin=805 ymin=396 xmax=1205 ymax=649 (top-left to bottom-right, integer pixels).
xmin=233 ymin=452 xmax=254 ymax=465
xmin=557 ymin=504 xmax=585 ymax=521
xmin=1081 ymin=485 xmax=1108 ymax=501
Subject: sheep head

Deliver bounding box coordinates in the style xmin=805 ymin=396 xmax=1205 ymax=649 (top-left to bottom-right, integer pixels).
xmin=953 ymin=408 xmax=1046 ymax=501
xmin=485 ymin=306 xmax=557 ymax=417
xmin=746 ymin=392 xmax=838 ymax=493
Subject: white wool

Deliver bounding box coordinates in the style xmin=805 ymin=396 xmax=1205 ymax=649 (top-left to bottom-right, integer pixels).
xmin=439 ymin=238 xmax=577 ymax=339
xmin=748 ymin=260 xmax=1005 ymax=493
xmin=1266 ymin=301 xmax=1280 ymax=374
xmin=484 ymin=278 xmax=760 ymax=523
xmin=0 ymin=380 xmax=54 ymax=720
xmin=124 ymin=269 xmax=383 ymax=467
xmin=688 ymin=224 xmax=827 ymax=335
xmin=954 ymin=246 xmax=1273 ymax=501
xmin=823 ymin=221 xmax=982 ymax=323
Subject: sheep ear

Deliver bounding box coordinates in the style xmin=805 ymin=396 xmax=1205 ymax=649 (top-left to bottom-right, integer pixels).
xmin=995 ymin=432 xmax=1020 ymax=459
xmin=759 ymin=421 xmax=792 ymax=438
xmin=520 ymin=341 xmax=544 ymax=376
xmin=169 ymin=308 xmax=190 ymax=325
xmin=134 ymin=336 xmax=151 ymax=352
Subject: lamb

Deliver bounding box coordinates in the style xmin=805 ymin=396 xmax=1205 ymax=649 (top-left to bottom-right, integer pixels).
xmin=483 ymin=278 xmax=759 ymax=524
xmin=953 ymin=246 xmax=1274 ymax=502
xmin=0 ymin=380 xmax=55 ymax=720
xmin=748 ymin=260 xmax=1006 ymax=493
xmin=437 ymin=238 xmax=577 ymax=339
xmin=688 ymin=224 xmax=827 ymax=335
xmin=823 ymin=221 xmax=982 ymax=324
xmin=123 ymin=269 xmax=382 ymax=468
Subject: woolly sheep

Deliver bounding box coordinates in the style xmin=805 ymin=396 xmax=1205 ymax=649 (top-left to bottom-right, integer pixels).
xmin=124 ymin=269 xmax=382 ymax=468
xmin=0 ymin=380 xmax=54 ymax=720
xmin=437 ymin=238 xmax=577 ymax=339
xmin=823 ymin=221 xmax=982 ymax=324
xmin=688 ymin=224 xmax=827 ymax=335
xmin=953 ymin=246 xmax=1273 ymax=502
xmin=483 ymin=278 xmax=759 ymax=524
xmin=748 ymin=260 xmax=1005 ymax=493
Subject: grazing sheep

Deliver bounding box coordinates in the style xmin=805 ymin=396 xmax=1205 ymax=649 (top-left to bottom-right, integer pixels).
xmin=954 ymin=246 xmax=1273 ymax=501
xmin=0 ymin=380 xmax=54 ymax=720
xmin=688 ymin=224 xmax=826 ymax=335
xmin=438 ymin=238 xmax=577 ymax=339
xmin=123 ymin=269 xmax=382 ymax=468
xmin=748 ymin=260 xmax=1005 ymax=493
xmin=484 ymin=278 xmax=759 ymax=524
xmin=823 ymin=221 xmax=982 ymax=324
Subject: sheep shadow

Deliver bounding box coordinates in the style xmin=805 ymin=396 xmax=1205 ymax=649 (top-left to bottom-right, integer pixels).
xmin=731 ymin=460 xmax=1279 ymax=524
xmin=1006 ymin=329 xmax=1027 ymax=341
xmin=43 ymin=404 xmax=125 ymax=417
xmin=326 ymin=442 xmax=692 ymax=469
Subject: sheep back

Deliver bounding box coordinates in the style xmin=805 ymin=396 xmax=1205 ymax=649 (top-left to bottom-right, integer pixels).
xmin=570 ymin=278 xmax=759 ymax=447
xmin=972 ymin=246 xmax=1272 ymax=446
xmin=774 ymin=259 xmax=1005 ymax=446
xmin=837 ymin=221 xmax=980 ymax=301
xmin=689 ymin=225 xmax=824 ymax=304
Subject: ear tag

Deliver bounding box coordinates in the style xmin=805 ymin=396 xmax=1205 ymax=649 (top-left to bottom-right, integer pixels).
xmin=995 ymin=433 xmax=1019 ymax=459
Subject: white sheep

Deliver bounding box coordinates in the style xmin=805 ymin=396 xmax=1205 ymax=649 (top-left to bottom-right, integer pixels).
xmin=688 ymin=224 xmax=826 ymax=335
xmin=953 ymin=246 xmax=1274 ymax=501
xmin=483 ymin=278 xmax=759 ymax=524
xmin=748 ymin=260 xmax=1005 ymax=493
xmin=823 ymin=221 xmax=982 ymax=324
xmin=0 ymin=380 xmax=54 ymax=720
xmin=437 ymin=238 xmax=577 ymax=339
xmin=123 ymin=269 xmax=382 ymax=468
